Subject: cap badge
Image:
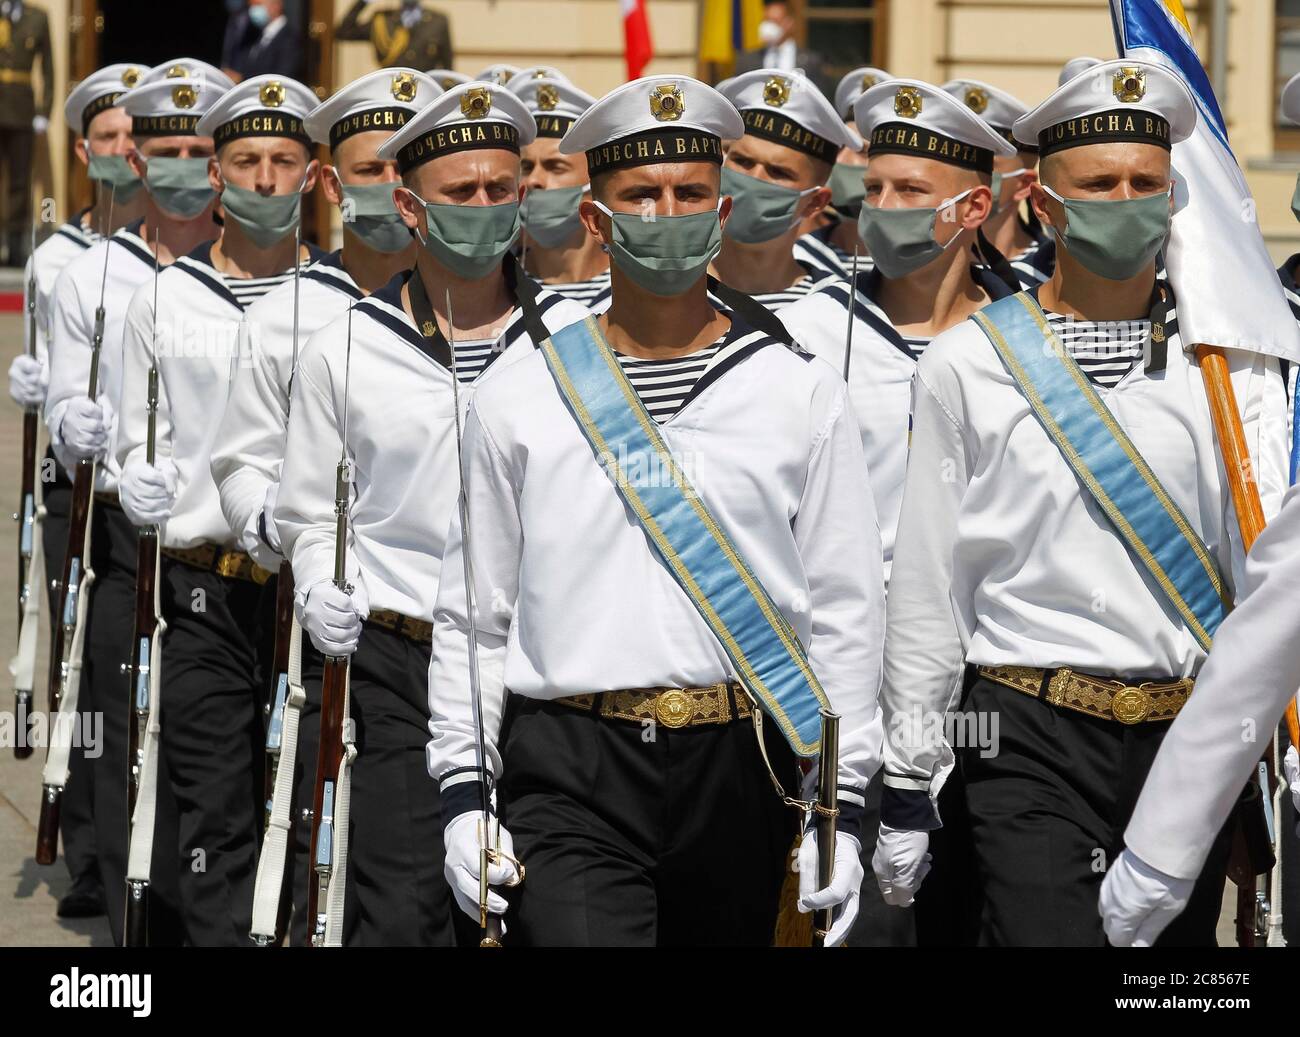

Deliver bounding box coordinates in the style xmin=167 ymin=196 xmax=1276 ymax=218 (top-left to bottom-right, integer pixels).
xmin=533 ymin=68 xmax=552 ymax=79
xmin=649 ymin=83 xmax=685 ymax=122
xmin=165 ymin=65 xmax=188 ymax=80
xmin=763 ymin=76 xmax=790 ymax=108
xmin=1113 ymin=67 xmax=1146 ymax=103
xmin=439 ymin=76 xmax=458 ymax=91
xmin=536 ymin=83 xmax=559 ymax=111
xmin=391 ymin=72 xmax=417 ymax=103
xmin=894 ymin=86 xmax=922 ymax=119
xmin=121 ymin=66 xmax=142 ymax=88
xmin=260 ymin=81 xmax=286 ymax=108
xmin=964 ymin=87 xmax=989 ymax=114
xmin=461 ymin=86 xmax=492 ymax=119
xmin=860 ymin=73 xmax=878 ymax=91
xmin=172 ymin=82 xmax=198 ymax=110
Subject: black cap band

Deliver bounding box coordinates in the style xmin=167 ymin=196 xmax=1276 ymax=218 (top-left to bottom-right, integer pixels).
xmin=330 ymin=107 xmax=414 ymax=150
xmin=993 ymin=125 xmax=1038 ymax=154
xmin=868 ymin=122 xmax=993 ymax=173
xmin=214 ymin=110 xmax=311 ymax=149
xmin=396 ymin=120 xmax=521 ymax=174
xmin=741 ymin=109 xmax=838 ymax=163
xmin=585 ymin=128 xmax=722 ymax=176
xmin=534 ymin=113 xmax=576 ymax=139
xmin=132 ymin=114 xmax=202 ymax=138
xmin=1038 ymin=109 xmax=1171 ymax=157
xmin=82 ymin=91 xmax=124 ymax=136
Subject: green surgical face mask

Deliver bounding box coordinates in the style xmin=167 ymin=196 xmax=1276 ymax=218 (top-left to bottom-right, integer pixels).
xmin=144 ymin=156 xmax=216 ymax=219
xmin=988 ymin=167 xmax=1029 ymax=219
xmin=828 ymin=162 xmax=867 ymax=216
xmin=720 ymin=166 xmax=816 ymax=244
xmin=857 ymin=190 xmax=971 ymax=279
xmin=521 ymin=184 xmax=588 ymax=248
xmin=414 ymin=196 xmax=520 ymax=280
xmin=595 ymin=199 xmax=722 ymax=297
xmin=87 ymin=154 xmax=144 ymax=204
xmin=1042 ymin=184 xmax=1170 ymax=281
xmin=220 ymin=182 xmax=301 ymax=248
xmin=340 ymin=181 xmax=412 ymax=254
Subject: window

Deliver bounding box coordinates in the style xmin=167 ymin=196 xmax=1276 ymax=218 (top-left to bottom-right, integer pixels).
xmin=1278 ymin=0 xmax=1300 ymax=150
xmin=801 ymin=0 xmax=887 ymax=92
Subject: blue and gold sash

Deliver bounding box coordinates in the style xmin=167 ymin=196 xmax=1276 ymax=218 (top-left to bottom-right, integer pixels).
xmin=972 ymin=292 xmax=1226 ymax=650
xmin=539 ymin=316 xmax=831 ymax=756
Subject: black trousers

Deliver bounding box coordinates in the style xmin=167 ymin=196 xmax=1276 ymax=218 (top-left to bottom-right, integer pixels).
xmin=298 ymin=624 xmax=456 ymax=946
xmin=158 ymin=558 xmax=271 ymax=946
xmin=958 ymin=676 xmax=1233 ymax=946
xmin=499 ymin=695 xmax=800 ymax=946
xmin=0 ymin=124 xmax=33 ymax=265
xmin=86 ymin=504 xmax=183 ymax=945
xmin=847 ymin=770 xmax=916 ymax=946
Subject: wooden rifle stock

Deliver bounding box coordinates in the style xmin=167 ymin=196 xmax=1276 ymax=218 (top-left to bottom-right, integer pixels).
xmin=306 ymin=654 xmax=347 ymax=946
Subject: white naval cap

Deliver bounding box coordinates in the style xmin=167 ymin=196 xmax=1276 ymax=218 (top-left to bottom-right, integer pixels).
xmin=505 ymin=65 xmax=573 ymax=92
xmin=854 ymin=78 xmax=1015 ymax=173
xmin=377 ymin=80 xmax=536 ymax=173
xmin=511 ymin=76 xmax=595 ymax=139
xmin=120 ymin=74 xmax=230 ymax=138
xmin=834 ymin=66 xmax=893 ymax=122
xmin=64 ymin=64 xmax=149 ymax=136
xmin=137 ymin=58 xmax=235 ymax=92
xmin=475 ymin=63 xmax=521 ymax=86
xmin=1282 ymin=73 xmax=1300 ymax=124
xmin=196 ymin=73 xmax=318 ymax=150
xmin=427 ymin=68 xmax=471 ymax=91
xmin=1013 ymin=59 xmax=1196 ymax=157
xmin=560 ymin=75 xmax=743 ymax=177
xmin=1059 ymin=56 xmax=1103 ymax=88
xmin=304 ymin=68 xmax=441 ymax=150
xmin=942 ymin=78 xmax=1035 ymax=152
xmin=720 ymin=69 xmax=861 ymax=162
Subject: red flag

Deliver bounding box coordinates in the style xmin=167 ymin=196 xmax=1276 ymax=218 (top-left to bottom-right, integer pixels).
xmin=622 ymin=0 xmax=654 ymax=81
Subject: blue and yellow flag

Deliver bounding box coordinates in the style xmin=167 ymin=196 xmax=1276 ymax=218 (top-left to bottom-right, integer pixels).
xmin=699 ymin=0 xmax=765 ymax=67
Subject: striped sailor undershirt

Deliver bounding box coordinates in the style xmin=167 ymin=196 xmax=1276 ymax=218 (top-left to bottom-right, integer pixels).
xmin=902 ymin=335 xmax=931 ymax=361
xmin=1043 ymin=310 xmax=1146 ymax=390
xmin=223 ymin=268 xmax=296 ymax=310
xmin=616 ymin=343 xmax=725 ymax=424
xmin=451 ymin=338 xmax=496 ymax=385
xmin=542 ymin=270 xmax=612 ymax=306
xmin=749 ymin=272 xmax=822 ymax=312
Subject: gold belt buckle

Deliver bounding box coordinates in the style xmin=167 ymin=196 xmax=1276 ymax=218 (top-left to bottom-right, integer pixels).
xmin=1110 ymin=684 xmax=1153 ymax=725
xmin=655 ymin=689 xmax=694 ymax=729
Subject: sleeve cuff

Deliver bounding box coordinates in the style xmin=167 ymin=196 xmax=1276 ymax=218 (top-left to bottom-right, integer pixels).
xmin=439 ymin=767 xmax=496 ymax=830
xmin=880 ymin=781 xmax=942 ymax=831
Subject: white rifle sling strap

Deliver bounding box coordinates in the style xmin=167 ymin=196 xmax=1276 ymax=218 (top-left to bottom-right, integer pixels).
xmin=1268 ymin=740 xmax=1287 ymax=947
xmin=323 ymin=666 xmax=356 ymax=948
xmin=126 ymin=534 xmax=166 ymax=884
xmin=42 ymin=496 xmax=96 ymax=789
xmin=250 ymin=614 xmax=308 ymax=941
xmin=9 ymin=472 xmax=45 ymax=696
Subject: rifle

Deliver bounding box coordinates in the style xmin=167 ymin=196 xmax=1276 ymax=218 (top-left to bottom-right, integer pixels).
xmin=123 ymin=235 xmax=165 ymax=946
xmin=306 ymin=305 xmax=355 ymax=947
xmin=36 ymin=210 xmax=115 ymax=866
xmin=810 ymin=709 xmax=840 ymax=948
xmin=14 ymin=221 xmax=40 ymax=759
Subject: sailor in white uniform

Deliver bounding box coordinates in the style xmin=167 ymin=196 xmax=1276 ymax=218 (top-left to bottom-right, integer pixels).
xmin=274 ymin=80 xmax=586 ymax=945
xmin=793 ymin=66 xmax=890 ymax=278
xmin=209 ymin=66 xmax=438 ymax=946
xmin=44 ymin=65 xmax=230 ymax=945
xmin=941 ymin=78 xmax=1049 ymax=288
xmin=426 ymin=75 xmax=884 ymax=947
xmin=1099 ymin=484 xmax=1300 ymax=946
xmin=506 ymin=70 xmax=610 ymax=310
xmin=114 ymin=73 xmax=321 ymax=946
xmin=872 ymin=60 xmax=1290 ymax=946
xmin=710 ymin=69 xmax=852 ymax=312
xmin=10 ymin=61 xmax=147 ymax=925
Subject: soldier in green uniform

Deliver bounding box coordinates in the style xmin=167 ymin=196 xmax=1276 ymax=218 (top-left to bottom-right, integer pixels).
xmin=0 ymin=0 xmax=52 ymax=267
xmin=337 ymin=0 xmax=453 ymax=71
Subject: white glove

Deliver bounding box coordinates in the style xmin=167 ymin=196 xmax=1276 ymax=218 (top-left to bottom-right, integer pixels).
xmin=1099 ymin=847 xmax=1194 ymax=947
xmin=119 ymin=456 xmax=179 ymax=527
xmin=443 ymin=811 xmax=521 ymax=928
xmin=59 ymin=395 xmax=113 ymax=461
xmin=32 ymin=115 xmax=49 ymax=135
xmin=8 ymin=354 xmax=47 ymax=407
xmin=872 ymin=824 xmax=932 ymax=906
xmin=1285 ymin=745 xmax=1300 ymax=822
xmin=299 ymin=578 xmax=368 ymax=656
xmin=795 ymin=829 xmax=864 ymax=947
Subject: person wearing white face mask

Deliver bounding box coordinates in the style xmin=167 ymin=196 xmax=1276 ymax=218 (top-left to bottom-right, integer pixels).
xmin=942 ymin=78 xmax=1050 ymax=288
xmin=709 ymin=70 xmax=854 ymax=314
xmin=734 ymin=0 xmax=826 ymax=95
